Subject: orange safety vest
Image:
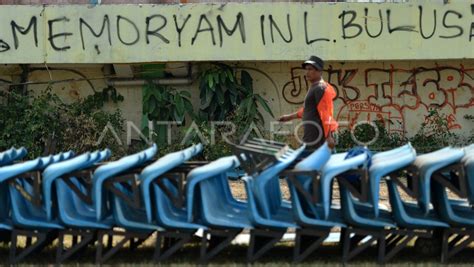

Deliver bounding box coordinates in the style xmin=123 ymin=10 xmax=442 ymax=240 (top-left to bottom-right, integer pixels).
xmin=296 ymin=82 xmax=338 ymax=138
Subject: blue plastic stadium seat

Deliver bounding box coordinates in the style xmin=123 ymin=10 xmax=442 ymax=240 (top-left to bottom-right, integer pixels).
xmin=113 ymin=144 xmax=202 ymax=232
xmin=432 ymin=181 xmax=474 ymax=228
xmin=186 ymin=156 xmax=246 ymax=230
xmin=369 ymin=145 xmax=417 ymax=217
xmin=248 ymin=145 xmax=306 ymax=227
xmin=42 ymin=150 xmax=112 ymax=228
xmin=377 ymin=147 xmax=451 ymax=229
xmin=320 ymin=150 xmax=367 ymax=220
xmin=386 ymin=179 xmax=448 ymax=229
xmin=290 ymin=143 xmax=345 ymax=229
xmin=429 ymin=145 xmax=474 ymax=228
xmin=145 ymin=145 xmax=208 ymax=232
xmin=414 ymin=147 xmax=465 ymax=215
xmin=316 ymin=148 xmax=396 ymax=230
xmin=2 ymin=154 xmax=71 ymax=230
xmin=92 ymin=144 xmax=157 ymax=221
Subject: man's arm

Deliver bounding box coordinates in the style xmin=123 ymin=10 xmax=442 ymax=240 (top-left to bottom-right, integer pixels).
xmin=279 ymin=107 xmax=304 ymax=122
xmin=278 ymin=111 xmax=299 ymax=122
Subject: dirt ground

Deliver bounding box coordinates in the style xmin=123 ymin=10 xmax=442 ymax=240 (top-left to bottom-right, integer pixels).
xmin=228 ymin=178 xmax=461 ymax=210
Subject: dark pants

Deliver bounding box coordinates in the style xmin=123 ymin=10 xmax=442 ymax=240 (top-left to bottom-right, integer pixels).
xmin=298 ymin=142 xmax=324 ymax=159
xmin=297 ymin=139 xmax=336 ymax=161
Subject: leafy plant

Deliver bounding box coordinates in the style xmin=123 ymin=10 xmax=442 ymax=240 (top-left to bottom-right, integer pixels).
xmin=199 ymin=63 xmax=242 ymax=121
xmin=465 ymin=114 xmax=474 ymax=144
xmin=0 ymin=87 xmax=126 ymax=159
xmin=60 ymin=87 xmax=126 ymax=157
xmin=410 ymin=108 xmax=457 ymax=152
xmin=70 ymin=85 xmax=124 ymax=114
xmin=199 ymin=64 xmax=274 ymax=124
xmin=0 ymin=89 xmax=62 ymax=157
xmin=149 ymin=64 xmax=276 ymax=159
xmin=198 ymin=63 xmax=274 ymax=133
xmin=336 ymin=108 xmax=471 ymax=153
xmin=142 ymin=82 xmax=194 ymax=145
xmin=336 ymin=120 xmax=407 ymax=152
xmin=238 ymin=70 xmax=274 ymax=126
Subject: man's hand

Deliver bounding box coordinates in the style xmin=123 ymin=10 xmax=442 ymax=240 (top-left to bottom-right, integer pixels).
xmin=327 ymin=135 xmax=336 ymax=150
xmin=278 ymin=115 xmax=292 ymax=122
xmin=278 ymin=112 xmax=297 ymax=122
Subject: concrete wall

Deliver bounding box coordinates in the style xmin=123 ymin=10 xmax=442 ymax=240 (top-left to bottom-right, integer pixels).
xmin=0 ymin=2 xmax=471 ymax=141
xmin=0 ymin=3 xmax=472 ymax=63
xmin=240 ymin=60 xmax=474 ymax=138
xmin=1 ymin=59 xmax=472 ymax=139
xmin=0 ymin=0 xmax=340 ymax=4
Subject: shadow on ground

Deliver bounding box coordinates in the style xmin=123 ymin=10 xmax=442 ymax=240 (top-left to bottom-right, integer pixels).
xmin=1 ymin=240 xmax=473 ymax=266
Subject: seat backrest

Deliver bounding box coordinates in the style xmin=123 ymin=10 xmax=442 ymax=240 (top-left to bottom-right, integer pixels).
xmin=43 ymin=152 xmax=108 ymax=220
xmin=252 ymin=145 xmax=306 ymax=218
xmin=186 ymin=156 xmax=240 ymax=222
xmin=55 ymin=177 xmax=101 ymax=225
xmin=318 ymin=150 xmax=370 ymax=219
xmin=5 ymin=147 xmax=28 ymax=165
xmin=182 ymin=143 xmax=203 ymax=161
xmin=430 ymin=179 xmax=454 ymax=222
xmin=92 ymin=147 xmax=151 ymax=221
xmin=290 ymin=143 xmax=331 ymax=219
xmin=465 ymin=156 xmax=474 ymax=204
xmin=415 ymin=147 xmax=464 ymax=214
xmin=369 ymin=147 xmax=417 ymax=217
xmin=9 ymin=179 xmax=45 ymax=222
xmin=0 ymin=158 xmax=43 ymax=184
xmin=140 ymin=146 xmax=199 ymax=223
xmin=152 ymin=179 xmax=195 ymax=228
xmin=372 ymin=143 xmax=412 ymax=161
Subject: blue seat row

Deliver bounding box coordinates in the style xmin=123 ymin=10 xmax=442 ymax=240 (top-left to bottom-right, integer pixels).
xmin=0 ymin=142 xmax=472 ymax=264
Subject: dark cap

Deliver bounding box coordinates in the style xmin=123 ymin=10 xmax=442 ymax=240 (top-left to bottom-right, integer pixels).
xmin=302 ymin=55 xmax=324 ymax=70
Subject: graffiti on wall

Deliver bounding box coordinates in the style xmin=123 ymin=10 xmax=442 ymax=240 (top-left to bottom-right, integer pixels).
xmin=282 ymin=64 xmax=474 ymax=134
xmin=0 ymin=3 xmax=473 ymax=63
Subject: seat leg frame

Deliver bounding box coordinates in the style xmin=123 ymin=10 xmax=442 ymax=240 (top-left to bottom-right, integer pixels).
xmin=0 ymin=229 xmax=10 ymax=244
xmin=340 ymin=227 xmax=382 ymax=263
xmin=9 ymin=229 xmax=57 ymax=264
xmin=441 ymin=228 xmax=474 ymax=263
xmin=293 ymin=228 xmax=330 ymax=263
xmin=95 ymin=229 xmax=152 ymax=264
xmin=247 ymin=228 xmax=285 ymax=263
xmin=56 ymin=229 xmax=97 ymax=264
xmin=378 ymin=229 xmax=431 ymax=264
xmin=199 ymin=229 xmax=240 ymax=264
xmin=153 ymin=230 xmax=193 ymax=262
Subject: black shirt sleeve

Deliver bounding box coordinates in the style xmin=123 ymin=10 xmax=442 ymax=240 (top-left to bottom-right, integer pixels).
xmin=314 ymin=83 xmax=326 ymax=105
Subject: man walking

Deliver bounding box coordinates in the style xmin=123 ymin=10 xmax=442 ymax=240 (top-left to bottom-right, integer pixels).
xmin=279 ymin=56 xmax=338 ymax=150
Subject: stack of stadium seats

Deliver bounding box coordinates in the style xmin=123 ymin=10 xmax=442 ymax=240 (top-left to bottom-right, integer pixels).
xmin=0 ymin=140 xmax=472 ymax=264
